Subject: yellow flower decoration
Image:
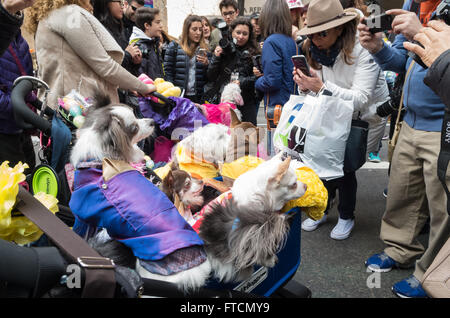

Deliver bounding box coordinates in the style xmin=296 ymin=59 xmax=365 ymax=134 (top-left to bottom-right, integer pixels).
xmin=0 ymin=161 xmax=59 ymax=245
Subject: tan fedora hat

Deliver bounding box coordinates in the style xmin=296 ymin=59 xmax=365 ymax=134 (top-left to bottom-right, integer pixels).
xmin=298 ymin=0 xmax=358 ymax=36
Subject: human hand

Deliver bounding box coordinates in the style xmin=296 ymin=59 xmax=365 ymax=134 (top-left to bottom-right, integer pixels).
xmin=387 ymin=9 xmax=423 ymax=41
xmin=214 ymin=46 xmax=223 ymax=57
xmin=358 ymin=17 xmax=384 ymax=54
xmin=293 ymin=67 xmax=323 ymax=93
xmin=2 ymin=0 xmax=35 ymax=14
xmin=196 ymin=54 xmax=209 ymax=65
xmin=253 ymin=67 xmax=263 ymax=78
xmin=126 ymin=44 xmax=142 ymax=64
xmin=403 ymin=20 xmax=450 ymax=68
xmin=137 ymin=84 xmax=157 ymax=97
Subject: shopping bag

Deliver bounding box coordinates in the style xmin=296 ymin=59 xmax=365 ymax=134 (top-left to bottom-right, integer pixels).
xmin=274 ymin=94 xmax=354 ymax=180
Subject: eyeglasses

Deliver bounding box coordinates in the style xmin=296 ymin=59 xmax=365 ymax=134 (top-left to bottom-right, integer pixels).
xmin=307 ymin=30 xmax=328 ymax=39
xmin=111 ymin=0 xmax=124 ymax=6
xmin=222 ymin=11 xmax=236 ymax=17
xmin=131 ymin=5 xmax=138 ymax=11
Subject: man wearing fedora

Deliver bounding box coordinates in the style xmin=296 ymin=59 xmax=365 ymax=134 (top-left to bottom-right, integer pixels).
xmin=359 ymin=0 xmax=450 ymax=298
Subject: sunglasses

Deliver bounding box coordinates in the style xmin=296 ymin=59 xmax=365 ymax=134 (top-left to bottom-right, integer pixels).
xmin=307 ymin=30 xmax=328 ymax=39
xmin=131 ymin=5 xmax=138 ymax=11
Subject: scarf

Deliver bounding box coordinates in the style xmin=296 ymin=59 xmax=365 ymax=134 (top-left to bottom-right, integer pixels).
xmin=309 ymin=41 xmax=342 ymax=68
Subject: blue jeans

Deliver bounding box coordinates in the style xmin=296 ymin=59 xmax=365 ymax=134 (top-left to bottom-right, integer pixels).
xmin=321 ymin=171 xmax=357 ymax=220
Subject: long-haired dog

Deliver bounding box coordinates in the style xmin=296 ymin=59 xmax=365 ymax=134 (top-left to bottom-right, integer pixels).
xmin=71 ymin=92 xmax=211 ymax=293
xmin=160 ymin=163 xmax=205 ymax=225
xmin=71 ymin=93 xmax=155 ymax=167
xmin=175 ymin=109 xmax=265 ymax=168
xmin=197 ymin=83 xmax=243 ymax=126
xmin=197 ymin=154 xmax=307 ymax=283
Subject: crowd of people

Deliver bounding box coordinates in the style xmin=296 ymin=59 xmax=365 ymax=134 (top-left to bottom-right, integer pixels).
xmin=0 ymin=0 xmax=450 ymax=299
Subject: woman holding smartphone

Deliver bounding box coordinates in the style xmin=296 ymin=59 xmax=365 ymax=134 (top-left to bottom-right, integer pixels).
xmin=292 ymin=0 xmax=390 ymax=240
xmin=206 ymin=17 xmax=261 ymax=124
xmin=164 ymin=14 xmax=209 ymax=104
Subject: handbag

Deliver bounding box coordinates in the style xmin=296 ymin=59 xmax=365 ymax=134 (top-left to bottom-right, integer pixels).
xmin=421 ymin=237 xmax=450 ymax=298
xmin=273 ymin=94 xmax=353 ymax=180
xmin=388 ymin=61 xmax=416 ymax=162
xmin=343 ymin=116 xmax=369 ymax=173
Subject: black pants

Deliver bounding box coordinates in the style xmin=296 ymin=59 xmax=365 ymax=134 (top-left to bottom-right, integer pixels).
xmin=237 ymin=102 xmax=258 ymax=126
xmin=321 ymin=171 xmax=357 ymax=220
xmin=0 ymin=132 xmax=36 ymax=174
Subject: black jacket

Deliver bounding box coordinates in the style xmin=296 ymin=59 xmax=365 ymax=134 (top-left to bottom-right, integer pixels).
xmin=0 ymin=4 xmax=23 ymax=57
xmin=106 ymin=22 xmax=140 ymax=76
xmin=135 ymin=37 xmax=165 ymax=80
xmin=206 ymin=46 xmax=258 ymax=106
xmin=424 ymin=49 xmax=450 ymax=109
xmin=163 ymin=41 xmax=209 ymax=98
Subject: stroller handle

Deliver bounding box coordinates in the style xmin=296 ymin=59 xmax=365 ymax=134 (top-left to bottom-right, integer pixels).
xmin=11 ymin=77 xmax=53 ymax=135
xmin=150 ymin=91 xmax=177 ymax=109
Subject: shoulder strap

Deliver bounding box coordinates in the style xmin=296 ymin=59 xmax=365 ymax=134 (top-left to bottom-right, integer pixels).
xmin=395 ymin=60 xmax=416 ymax=127
xmin=8 ymin=44 xmax=27 ymax=76
xmin=16 ymin=187 xmax=116 ymax=298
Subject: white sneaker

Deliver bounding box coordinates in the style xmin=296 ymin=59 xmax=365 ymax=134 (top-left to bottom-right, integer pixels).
xmin=330 ymin=218 xmax=354 ymax=240
xmin=301 ymin=214 xmax=327 ymax=232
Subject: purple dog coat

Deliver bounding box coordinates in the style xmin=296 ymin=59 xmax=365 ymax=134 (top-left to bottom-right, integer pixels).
xmin=69 ymin=162 xmax=205 ymax=262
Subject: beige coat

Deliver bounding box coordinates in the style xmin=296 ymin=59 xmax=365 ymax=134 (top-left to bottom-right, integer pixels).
xmin=35 ymin=4 xmax=148 ymax=108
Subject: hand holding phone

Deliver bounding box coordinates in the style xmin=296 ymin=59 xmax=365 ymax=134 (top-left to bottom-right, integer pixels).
xmin=292 ymin=55 xmax=311 ymax=77
xmin=362 ymin=13 xmax=394 ymax=34
xmin=198 ymin=48 xmax=207 ymax=57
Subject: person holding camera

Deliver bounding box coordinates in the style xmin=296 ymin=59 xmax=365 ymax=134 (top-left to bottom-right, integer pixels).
xmin=292 ymin=0 xmax=390 ymax=241
xmin=163 ymin=15 xmax=209 ymax=104
xmin=206 ymin=17 xmax=261 ymax=125
xmin=358 ymin=0 xmax=450 ymax=298
xmin=129 ymin=7 xmax=165 ymax=80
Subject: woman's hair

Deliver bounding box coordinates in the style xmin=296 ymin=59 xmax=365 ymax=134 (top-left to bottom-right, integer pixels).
xmin=160 ymin=29 xmax=178 ymax=44
xmin=92 ymin=0 xmax=122 ymax=32
xmin=302 ymin=9 xmax=358 ymax=70
xmin=180 ymin=15 xmax=208 ymax=57
xmin=25 ymin=0 xmax=93 ymax=34
xmin=258 ymin=0 xmax=292 ymax=39
xmin=230 ymin=17 xmax=260 ymax=55
xmin=200 ymin=16 xmax=212 ymax=39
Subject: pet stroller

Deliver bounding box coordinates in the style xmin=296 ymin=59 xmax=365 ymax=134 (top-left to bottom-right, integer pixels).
xmin=4 ymin=77 xmax=311 ymax=298
xmin=11 ymin=76 xmax=75 ymax=225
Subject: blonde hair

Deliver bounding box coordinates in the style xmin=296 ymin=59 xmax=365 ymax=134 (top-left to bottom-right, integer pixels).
xmin=180 ymin=15 xmax=208 ymax=58
xmin=24 ymin=0 xmax=93 ymax=34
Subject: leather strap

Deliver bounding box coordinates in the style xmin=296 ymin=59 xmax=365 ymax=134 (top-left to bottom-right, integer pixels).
xmin=8 ymin=44 xmax=27 ymax=76
xmin=16 ymin=187 xmax=116 ymax=298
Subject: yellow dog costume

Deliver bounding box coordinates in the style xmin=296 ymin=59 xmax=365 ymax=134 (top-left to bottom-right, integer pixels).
xmin=155 ymin=152 xmax=328 ymax=221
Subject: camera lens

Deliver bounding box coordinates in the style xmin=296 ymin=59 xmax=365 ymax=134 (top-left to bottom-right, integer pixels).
xmin=376 ymin=100 xmax=396 ymax=117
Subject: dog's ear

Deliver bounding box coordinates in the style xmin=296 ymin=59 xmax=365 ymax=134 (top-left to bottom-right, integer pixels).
xmin=162 ymin=170 xmax=175 ymax=193
xmin=92 ymin=90 xmax=112 ymax=110
xmin=229 ymin=108 xmax=241 ymax=128
xmin=104 ymin=115 xmax=134 ymax=162
xmin=268 ymin=156 xmax=291 ymax=185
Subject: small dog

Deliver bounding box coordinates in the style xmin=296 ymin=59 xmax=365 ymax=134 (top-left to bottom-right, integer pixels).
xmin=70 ymin=92 xmax=211 ymax=293
xmin=71 ymin=93 xmax=155 ymax=167
xmin=197 ymin=83 xmax=243 ymax=126
xmin=175 ymin=108 xmax=265 ymax=168
xmin=160 ymin=163 xmax=205 ymax=225
xmin=197 ymin=154 xmax=307 ymax=283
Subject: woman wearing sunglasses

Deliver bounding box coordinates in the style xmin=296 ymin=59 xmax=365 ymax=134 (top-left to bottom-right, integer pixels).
xmin=293 ymin=0 xmax=390 ymax=240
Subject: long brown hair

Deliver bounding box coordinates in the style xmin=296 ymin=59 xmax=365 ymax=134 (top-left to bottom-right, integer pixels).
xmin=180 ymin=15 xmax=208 ymax=58
xmin=302 ymin=10 xmax=358 ymax=70
xmin=25 ymin=0 xmax=93 ymax=34
xmin=259 ymin=0 xmax=292 ymax=39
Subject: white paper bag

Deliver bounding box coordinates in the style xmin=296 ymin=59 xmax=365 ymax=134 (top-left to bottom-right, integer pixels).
xmin=274 ymin=94 xmax=354 ymax=180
